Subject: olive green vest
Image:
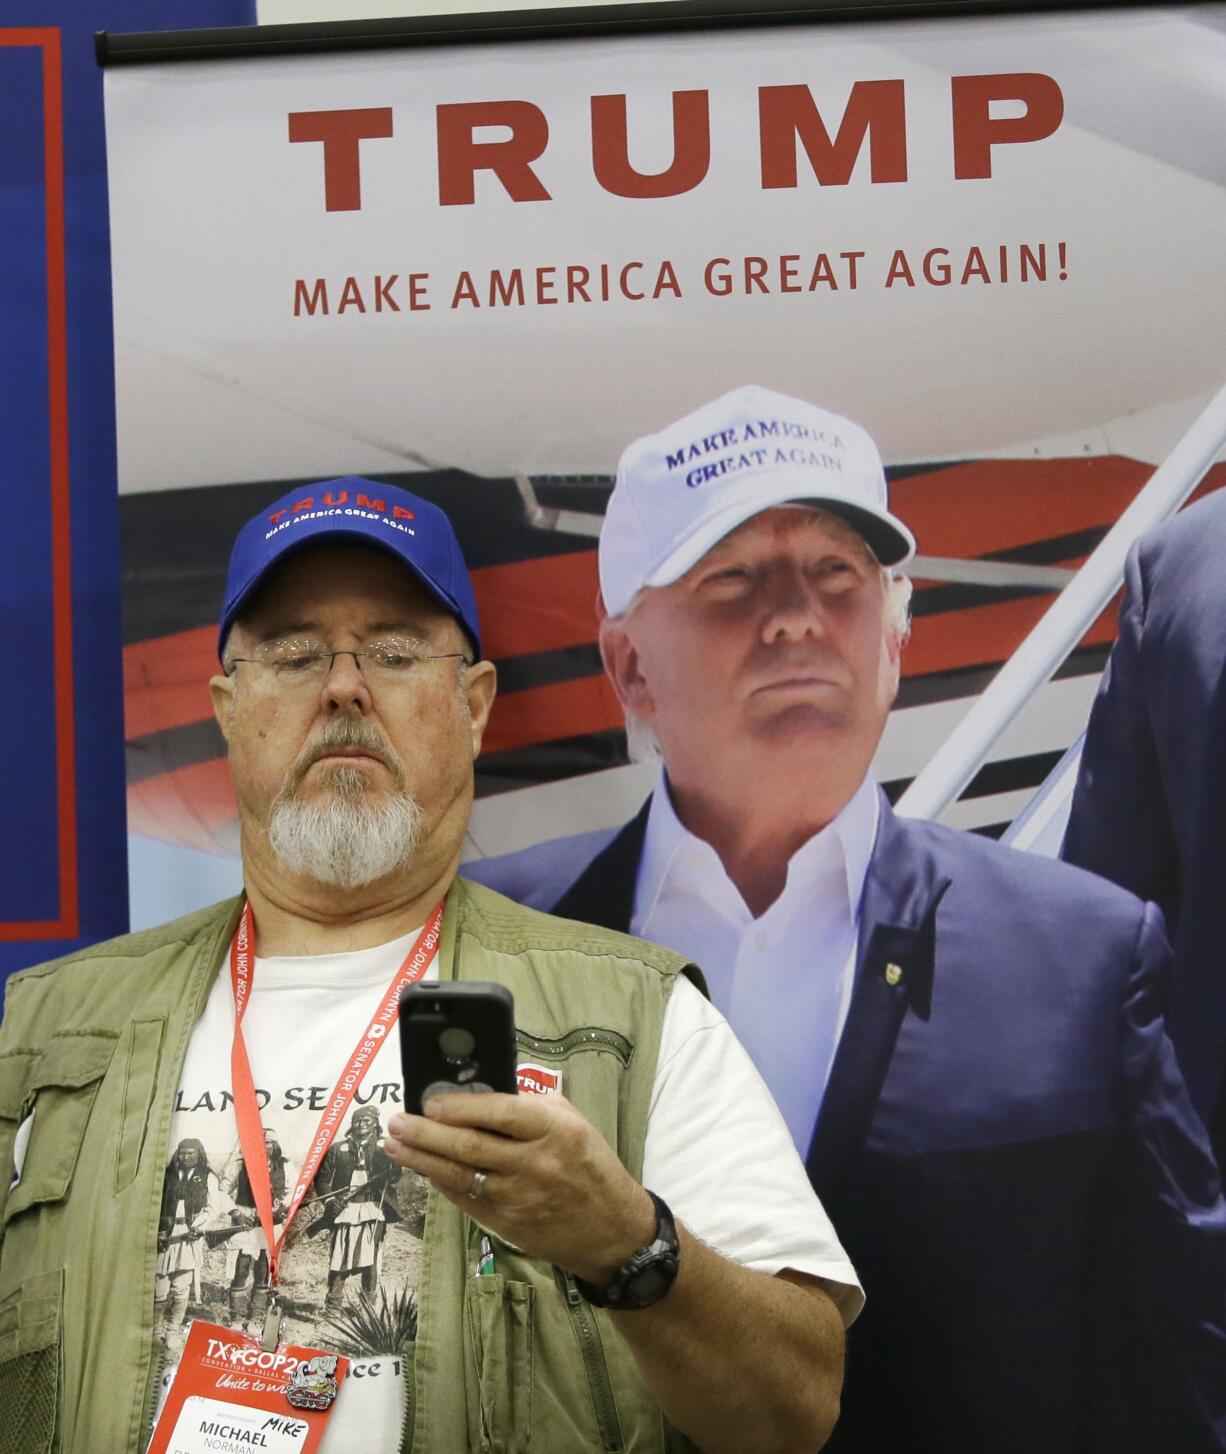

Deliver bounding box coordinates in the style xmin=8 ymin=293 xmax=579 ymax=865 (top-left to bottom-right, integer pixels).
xmin=0 ymin=878 xmax=701 ymax=1454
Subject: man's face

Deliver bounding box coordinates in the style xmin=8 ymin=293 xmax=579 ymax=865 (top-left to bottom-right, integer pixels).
xmin=601 ymin=508 xmax=904 ymax=804
xmin=177 ymin=1144 xmax=200 ymax=1169
xmin=210 ymin=543 xmax=495 ymax=882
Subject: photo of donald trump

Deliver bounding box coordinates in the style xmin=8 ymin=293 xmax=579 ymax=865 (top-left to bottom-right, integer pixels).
xmin=470 ymin=384 xmax=1226 ymax=1454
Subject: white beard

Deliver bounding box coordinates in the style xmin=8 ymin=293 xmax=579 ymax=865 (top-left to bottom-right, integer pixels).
xmin=268 ymin=765 xmax=423 ymax=889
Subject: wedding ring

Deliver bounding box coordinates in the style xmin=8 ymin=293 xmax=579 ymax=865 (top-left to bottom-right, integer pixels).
xmin=468 ymin=1169 xmax=488 ymax=1200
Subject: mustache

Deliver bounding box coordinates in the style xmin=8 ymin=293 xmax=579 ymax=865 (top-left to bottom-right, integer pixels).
xmin=286 ymin=717 xmax=403 ymax=790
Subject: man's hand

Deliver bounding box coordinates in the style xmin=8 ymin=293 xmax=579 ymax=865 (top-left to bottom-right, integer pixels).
xmin=385 ymin=1090 xmax=843 ymax=1453
xmin=384 ymin=1092 xmax=656 ymax=1286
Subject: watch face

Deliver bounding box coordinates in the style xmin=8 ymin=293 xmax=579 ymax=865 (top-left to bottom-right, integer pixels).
xmin=622 ymin=1250 xmax=679 ymax=1308
xmin=632 ymin=1266 xmax=673 ymax=1304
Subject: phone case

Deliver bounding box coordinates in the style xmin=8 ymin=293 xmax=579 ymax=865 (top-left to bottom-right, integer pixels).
xmin=399 ymin=981 xmax=518 ymax=1114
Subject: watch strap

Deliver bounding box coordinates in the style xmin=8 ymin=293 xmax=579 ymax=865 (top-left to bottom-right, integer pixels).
xmin=574 ymin=1189 xmax=681 ymax=1310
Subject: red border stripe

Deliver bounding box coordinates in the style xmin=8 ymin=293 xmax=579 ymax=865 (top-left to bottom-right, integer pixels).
xmin=0 ymin=28 xmax=77 ymax=941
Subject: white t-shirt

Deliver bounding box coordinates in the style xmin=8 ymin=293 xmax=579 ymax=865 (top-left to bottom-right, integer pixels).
xmin=154 ymin=925 xmax=861 ymax=1451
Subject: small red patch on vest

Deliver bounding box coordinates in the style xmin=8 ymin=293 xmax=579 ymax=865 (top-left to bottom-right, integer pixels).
xmin=516 ymin=1062 xmax=561 ymax=1095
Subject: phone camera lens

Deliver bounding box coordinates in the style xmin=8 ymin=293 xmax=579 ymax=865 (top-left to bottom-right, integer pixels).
xmin=439 ymin=1026 xmax=477 ymax=1063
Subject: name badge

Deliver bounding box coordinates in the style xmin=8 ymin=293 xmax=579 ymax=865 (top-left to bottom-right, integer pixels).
xmin=146 ymin=1320 xmax=349 ymax=1454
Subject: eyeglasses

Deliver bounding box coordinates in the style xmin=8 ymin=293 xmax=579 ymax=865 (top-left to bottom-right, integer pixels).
xmin=226 ymin=636 xmax=472 ymax=689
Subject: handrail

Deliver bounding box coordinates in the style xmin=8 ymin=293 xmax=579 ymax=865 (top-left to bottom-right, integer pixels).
xmin=1000 ymin=735 xmax=1084 ymax=855
xmin=896 ymin=381 xmax=1226 ymax=822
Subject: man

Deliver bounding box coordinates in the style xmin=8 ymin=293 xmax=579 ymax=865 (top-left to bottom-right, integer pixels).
xmin=0 ymin=477 xmax=857 ymax=1454
xmin=156 ymin=1137 xmax=228 ymax=1342
xmin=224 ymin=1126 xmax=295 ymax=1331
xmin=471 ymin=385 xmax=1226 ymax=1454
xmin=1063 ymin=486 xmax=1226 ymax=1168
xmin=316 ymin=1105 xmax=402 ymax=1311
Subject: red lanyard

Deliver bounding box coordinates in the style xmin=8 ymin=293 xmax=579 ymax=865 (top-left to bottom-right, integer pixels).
xmin=229 ymin=898 xmax=445 ymax=1285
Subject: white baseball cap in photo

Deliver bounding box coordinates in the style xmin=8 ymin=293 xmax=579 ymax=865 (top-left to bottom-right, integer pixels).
xmin=599 ymin=384 xmax=916 ymax=617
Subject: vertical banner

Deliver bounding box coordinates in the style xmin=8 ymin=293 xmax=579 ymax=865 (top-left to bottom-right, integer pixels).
xmin=101 ymin=3 xmax=1226 ymax=924
xmin=0 ymin=0 xmax=254 ymax=990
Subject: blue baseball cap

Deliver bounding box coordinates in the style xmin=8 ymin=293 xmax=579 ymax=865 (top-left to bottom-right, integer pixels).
xmin=219 ymin=477 xmax=482 ymax=660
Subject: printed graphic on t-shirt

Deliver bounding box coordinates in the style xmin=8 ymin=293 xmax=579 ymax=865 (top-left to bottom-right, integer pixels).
xmin=154 ymin=1074 xmax=427 ymax=1362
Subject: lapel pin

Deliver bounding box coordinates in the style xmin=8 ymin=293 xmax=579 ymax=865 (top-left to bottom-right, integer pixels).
xmin=884 ymin=963 xmax=903 ymax=987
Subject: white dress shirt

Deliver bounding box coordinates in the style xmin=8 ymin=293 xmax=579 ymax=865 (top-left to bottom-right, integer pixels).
xmin=632 ymin=771 xmax=880 ymax=1154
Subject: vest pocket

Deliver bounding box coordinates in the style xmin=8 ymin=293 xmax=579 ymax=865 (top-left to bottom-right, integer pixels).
xmin=2 ymin=1033 xmax=116 ymax=1224
xmin=463 ymin=1274 xmax=535 ymax=1453
xmin=114 ymin=1018 xmax=165 ymax=1192
xmin=0 ymin=1269 xmax=62 ymax=1454
xmin=0 ymin=1051 xmax=36 ymax=1208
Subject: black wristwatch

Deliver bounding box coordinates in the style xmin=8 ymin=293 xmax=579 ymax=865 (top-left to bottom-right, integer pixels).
xmin=574 ymin=1190 xmax=680 ymax=1310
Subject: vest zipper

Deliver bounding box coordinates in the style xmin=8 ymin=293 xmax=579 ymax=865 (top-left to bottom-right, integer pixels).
xmin=141 ymin=1340 xmax=169 ymax=1445
xmin=398 ymin=1342 xmax=416 ymax=1453
xmin=560 ymin=1271 xmax=625 ymax=1451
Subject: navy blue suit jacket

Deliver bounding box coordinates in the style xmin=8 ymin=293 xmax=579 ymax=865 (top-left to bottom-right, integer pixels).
xmin=1064 ymin=490 xmax=1226 ymax=1165
xmin=471 ymin=798 xmax=1226 ymax=1453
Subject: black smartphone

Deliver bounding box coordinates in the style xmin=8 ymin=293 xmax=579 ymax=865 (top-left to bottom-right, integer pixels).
xmin=400 ymin=982 xmax=519 ymax=1115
